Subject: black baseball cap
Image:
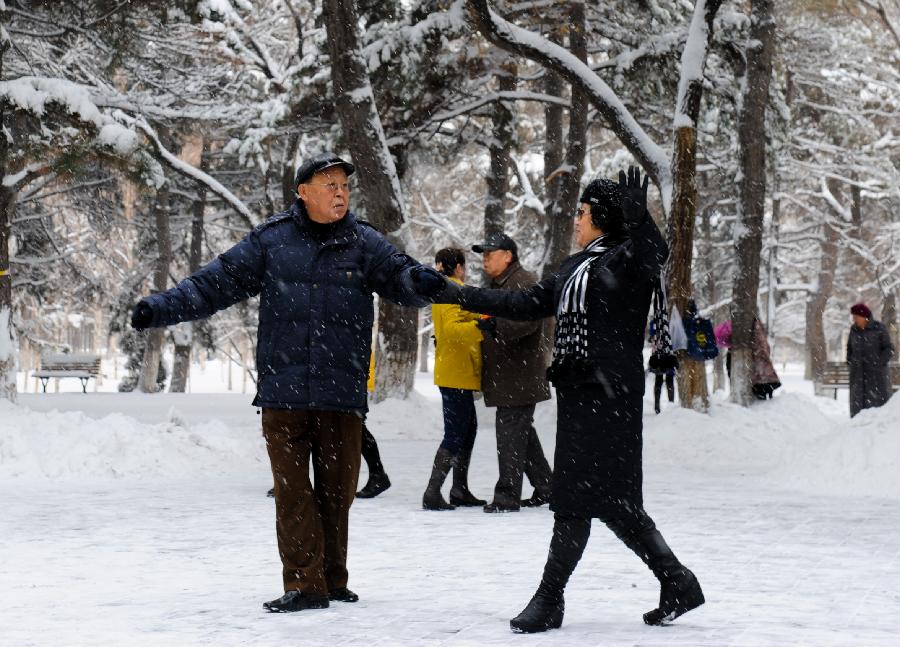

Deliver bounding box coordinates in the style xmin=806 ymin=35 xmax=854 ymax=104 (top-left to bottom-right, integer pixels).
xmin=472 ymin=232 xmax=517 ymax=255
xmin=294 ymin=152 xmax=355 ymax=187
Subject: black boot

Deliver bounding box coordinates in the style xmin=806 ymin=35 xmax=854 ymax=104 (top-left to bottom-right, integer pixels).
xmin=328 ymin=587 xmax=359 ymax=603
xmin=520 ymin=490 xmax=550 ymax=508
xmin=449 ymin=446 xmax=486 ymax=506
xmin=509 ymin=592 xmax=564 ymax=633
xmin=263 ymin=590 xmax=329 ymax=612
xmin=423 ymin=447 xmax=456 ymax=510
xmin=643 ymin=568 xmax=704 ymax=625
xmin=356 ymin=472 xmax=391 ymax=498
xmin=605 ymin=515 xmax=705 ymax=625
xmin=357 ymin=424 xmax=391 ymax=498
xmin=509 ymin=514 xmax=591 ymax=633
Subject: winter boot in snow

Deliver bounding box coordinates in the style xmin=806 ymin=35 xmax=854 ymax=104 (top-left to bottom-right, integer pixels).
xmin=510 ymin=514 xmax=591 ymax=633
xmin=520 ymin=490 xmax=550 ymax=508
xmin=328 ymin=587 xmax=359 ymax=603
xmin=605 ymin=517 xmax=704 ymax=625
xmin=422 ymin=447 xmax=456 ymax=510
xmin=357 ymin=425 xmax=391 ymax=498
xmin=449 ymin=447 xmax=486 ymax=506
xmin=267 ymin=487 xmax=275 ymax=498
xmin=509 ymin=592 xmax=564 ymax=633
xmin=263 ymin=590 xmax=329 ymax=613
xmin=356 ymin=472 xmax=391 ymax=499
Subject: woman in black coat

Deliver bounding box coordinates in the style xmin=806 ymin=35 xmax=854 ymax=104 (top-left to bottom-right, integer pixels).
xmin=437 ymin=168 xmax=703 ymax=633
xmin=847 ymin=303 xmax=895 ymax=417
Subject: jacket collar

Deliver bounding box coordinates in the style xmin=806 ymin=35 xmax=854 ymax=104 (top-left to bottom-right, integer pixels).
xmin=492 ymin=261 xmax=521 ymax=287
xmin=291 ymin=200 xmax=358 ymax=246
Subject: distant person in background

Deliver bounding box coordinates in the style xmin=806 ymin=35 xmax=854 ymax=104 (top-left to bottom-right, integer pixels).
xmin=717 ymin=317 xmax=781 ymax=400
xmin=471 ymin=233 xmax=553 ymax=514
xmin=647 ymin=282 xmax=678 ymax=414
xmin=422 ymin=248 xmax=486 ymax=511
xmin=357 ymin=353 xmax=391 ymax=498
xmin=847 ymin=303 xmax=895 ymax=418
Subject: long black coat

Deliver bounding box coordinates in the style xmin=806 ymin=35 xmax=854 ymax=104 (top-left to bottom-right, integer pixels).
xmin=459 ymin=215 xmax=667 ymax=517
xmin=847 ymin=320 xmax=894 ymax=417
xmin=480 ymin=262 xmax=552 ymax=408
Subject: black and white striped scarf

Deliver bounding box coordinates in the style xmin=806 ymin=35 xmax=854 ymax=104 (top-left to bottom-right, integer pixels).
xmin=551 ymin=235 xmax=615 ymax=366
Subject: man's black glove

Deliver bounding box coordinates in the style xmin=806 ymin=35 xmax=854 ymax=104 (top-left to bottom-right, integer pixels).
xmin=410 ymin=266 xmax=451 ymax=300
xmin=475 ymin=317 xmax=496 ymax=334
xmin=130 ymin=301 xmax=154 ymax=331
xmin=618 ymin=165 xmax=649 ymax=228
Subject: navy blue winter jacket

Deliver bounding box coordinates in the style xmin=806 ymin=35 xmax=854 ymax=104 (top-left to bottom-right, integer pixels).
xmin=141 ymin=201 xmax=429 ymax=413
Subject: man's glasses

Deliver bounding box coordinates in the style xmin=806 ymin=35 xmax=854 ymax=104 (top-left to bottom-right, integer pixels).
xmin=306 ymin=182 xmax=350 ymax=193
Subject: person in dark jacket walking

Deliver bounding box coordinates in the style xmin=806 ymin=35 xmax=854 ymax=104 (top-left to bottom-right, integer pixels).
xmin=847 ymin=303 xmax=895 ymax=417
xmin=434 ymin=168 xmax=704 ymax=633
xmin=130 ymin=152 xmax=444 ymax=613
xmin=470 ymin=233 xmax=553 ymax=513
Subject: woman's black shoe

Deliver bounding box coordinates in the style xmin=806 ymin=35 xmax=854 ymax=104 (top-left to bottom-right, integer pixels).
xmin=266 ymin=488 xmax=275 ymax=498
xmin=263 ymin=590 xmax=329 ymax=613
xmin=643 ymin=569 xmax=705 ymax=625
xmin=509 ymin=593 xmax=564 ymax=633
xmin=328 ymin=587 xmax=359 ymax=603
xmin=484 ymin=502 xmax=519 ymax=513
xmin=449 ymin=487 xmax=487 ymax=507
xmin=422 ymin=491 xmax=456 ymax=510
xmin=356 ymin=473 xmax=391 ymax=498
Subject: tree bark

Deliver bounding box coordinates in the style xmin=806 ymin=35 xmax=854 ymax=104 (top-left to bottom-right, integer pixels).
xmin=543 ymin=4 xmax=588 ymax=278
xmin=138 ymin=179 xmax=172 ymax=393
xmin=805 ymin=221 xmax=839 ymax=387
xmin=0 ymin=42 xmax=16 ymax=402
xmin=666 ymin=0 xmax=723 ymax=410
xmin=323 ymin=0 xmax=417 ymax=401
xmin=170 ymin=138 xmax=208 ymax=393
xmin=484 ymin=60 xmax=517 ymax=237
xmin=730 ymin=0 xmax=777 ymax=406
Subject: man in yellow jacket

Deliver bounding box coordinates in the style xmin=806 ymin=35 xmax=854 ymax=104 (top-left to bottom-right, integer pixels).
xmin=423 ymin=248 xmax=485 ymax=510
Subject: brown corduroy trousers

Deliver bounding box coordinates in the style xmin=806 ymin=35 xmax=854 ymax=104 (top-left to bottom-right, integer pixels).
xmin=262 ymin=408 xmax=362 ymax=595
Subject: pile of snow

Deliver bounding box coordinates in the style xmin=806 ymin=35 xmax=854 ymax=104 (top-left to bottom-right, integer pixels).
xmin=2 ymin=384 xmax=897 ymax=500
xmin=0 ymin=399 xmax=266 ymax=480
xmin=644 ymin=391 xmax=900 ymax=499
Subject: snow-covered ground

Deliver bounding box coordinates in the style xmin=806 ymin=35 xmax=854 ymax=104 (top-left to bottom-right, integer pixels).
xmin=2 ymin=362 xmax=899 ymax=645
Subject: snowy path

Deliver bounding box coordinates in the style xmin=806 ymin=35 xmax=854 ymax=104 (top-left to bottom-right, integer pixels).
xmin=3 ymin=433 xmax=898 ymax=646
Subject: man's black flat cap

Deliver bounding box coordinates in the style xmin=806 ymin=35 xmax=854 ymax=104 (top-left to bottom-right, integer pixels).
xmin=294 ymin=152 xmax=355 ymax=186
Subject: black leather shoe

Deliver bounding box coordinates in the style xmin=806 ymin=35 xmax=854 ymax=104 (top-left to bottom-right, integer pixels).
xmin=520 ymin=492 xmax=550 ymax=508
xmin=483 ymin=502 xmax=519 ymax=513
xmin=266 ymin=488 xmax=275 ymax=498
xmin=509 ymin=593 xmax=564 ymax=633
xmin=449 ymin=487 xmax=487 ymax=507
xmin=643 ymin=568 xmax=705 ymax=625
xmin=423 ymin=492 xmax=456 ymax=510
xmin=356 ymin=473 xmax=391 ymax=499
xmin=328 ymin=587 xmax=359 ymax=603
xmin=263 ymin=590 xmax=329 ymax=613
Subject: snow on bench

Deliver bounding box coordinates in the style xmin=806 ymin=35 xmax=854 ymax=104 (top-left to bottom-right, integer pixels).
xmin=33 ymin=353 xmax=102 ymax=393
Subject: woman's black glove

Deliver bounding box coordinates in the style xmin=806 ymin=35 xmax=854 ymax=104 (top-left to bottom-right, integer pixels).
xmin=618 ymin=165 xmax=649 ymax=228
xmin=130 ymin=301 xmax=154 ymax=330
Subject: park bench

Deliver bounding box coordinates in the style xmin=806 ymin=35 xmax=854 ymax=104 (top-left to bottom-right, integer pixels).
xmin=815 ymin=361 xmax=900 ymax=399
xmin=33 ymin=353 xmax=102 ymax=393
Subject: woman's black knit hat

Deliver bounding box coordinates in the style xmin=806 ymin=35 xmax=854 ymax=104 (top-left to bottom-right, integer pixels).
xmin=579 ymin=179 xmax=623 ymax=232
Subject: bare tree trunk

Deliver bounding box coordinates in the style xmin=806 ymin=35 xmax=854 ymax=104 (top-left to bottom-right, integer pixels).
xmin=323 ymin=0 xmax=417 ymax=401
xmin=663 ymin=0 xmax=723 ymax=410
xmin=138 ymin=181 xmax=172 ymax=393
xmin=541 ymin=42 xmax=564 ymax=278
xmin=418 ymin=310 xmax=431 ymax=373
xmin=806 ymin=181 xmax=841 ymax=384
xmin=543 ymin=4 xmax=588 ymax=277
xmin=883 ymin=290 xmax=899 ymax=351
xmin=730 ymin=0 xmax=776 ymax=406
xmin=484 ymin=60 xmax=516 ymax=237
xmin=170 ymin=139 xmax=208 ymax=393
xmin=0 ymin=43 xmax=16 ymax=403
